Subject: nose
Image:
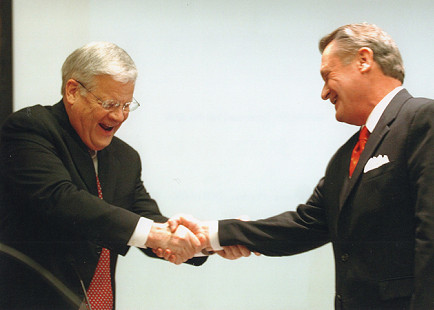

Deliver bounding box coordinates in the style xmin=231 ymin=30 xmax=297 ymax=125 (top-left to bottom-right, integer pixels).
xmin=321 ymin=84 xmax=330 ymax=101
xmin=108 ymin=106 xmax=127 ymax=122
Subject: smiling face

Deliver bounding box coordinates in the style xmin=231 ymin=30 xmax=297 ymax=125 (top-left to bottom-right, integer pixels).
xmin=320 ymin=41 xmax=368 ymax=126
xmin=64 ymin=75 xmax=135 ymax=151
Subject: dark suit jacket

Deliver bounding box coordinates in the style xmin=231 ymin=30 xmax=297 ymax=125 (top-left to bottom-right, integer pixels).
xmin=218 ymin=89 xmax=434 ymax=309
xmin=0 ymin=101 xmax=206 ymax=309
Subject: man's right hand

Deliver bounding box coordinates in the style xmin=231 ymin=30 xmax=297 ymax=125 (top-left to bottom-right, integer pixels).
xmin=168 ymin=214 xmax=211 ymax=247
xmin=157 ymin=214 xmax=255 ymax=263
xmin=145 ymin=222 xmax=201 ymax=265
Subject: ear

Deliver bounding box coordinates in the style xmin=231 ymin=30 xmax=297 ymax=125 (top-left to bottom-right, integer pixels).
xmin=64 ymin=79 xmax=81 ymax=105
xmin=357 ymin=47 xmax=374 ymax=73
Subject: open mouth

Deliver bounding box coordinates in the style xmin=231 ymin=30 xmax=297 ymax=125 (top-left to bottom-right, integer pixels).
xmin=99 ymin=123 xmax=114 ymax=132
xmin=332 ymin=97 xmax=338 ymax=105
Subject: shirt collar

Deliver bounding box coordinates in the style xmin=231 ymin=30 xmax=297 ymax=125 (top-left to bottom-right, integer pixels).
xmin=88 ymin=150 xmax=98 ymax=173
xmin=365 ymin=86 xmax=404 ymax=133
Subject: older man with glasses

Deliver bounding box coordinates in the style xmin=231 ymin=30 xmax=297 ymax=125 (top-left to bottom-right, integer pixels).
xmin=0 ymin=42 xmax=211 ymax=310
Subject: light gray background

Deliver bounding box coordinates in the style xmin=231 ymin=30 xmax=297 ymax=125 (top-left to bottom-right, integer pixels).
xmin=13 ymin=1 xmax=434 ymax=309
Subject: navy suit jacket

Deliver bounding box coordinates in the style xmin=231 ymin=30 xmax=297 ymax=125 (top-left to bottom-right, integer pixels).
xmin=0 ymin=101 xmax=206 ymax=309
xmin=218 ymin=89 xmax=434 ymax=309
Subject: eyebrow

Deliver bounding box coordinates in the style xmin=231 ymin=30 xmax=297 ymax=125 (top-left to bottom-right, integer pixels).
xmin=320 ymin=70 xmax=329 ymax=81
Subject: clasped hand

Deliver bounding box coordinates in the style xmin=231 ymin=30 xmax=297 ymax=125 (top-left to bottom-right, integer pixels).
xmin=151 ymin=215 xmax=254 ymax=265
xmin=146 ymin=221 xmax=201 ymax=265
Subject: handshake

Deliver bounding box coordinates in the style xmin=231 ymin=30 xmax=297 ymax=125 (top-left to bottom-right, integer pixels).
xmin=145 ymin=215 xmax=255 ymax=265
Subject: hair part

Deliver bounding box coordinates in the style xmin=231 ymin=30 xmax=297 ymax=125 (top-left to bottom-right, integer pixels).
xmin=319 ymin=23 xmax=405 ymax=83
xmin=61 ymin=41 xmax=138 ymax=95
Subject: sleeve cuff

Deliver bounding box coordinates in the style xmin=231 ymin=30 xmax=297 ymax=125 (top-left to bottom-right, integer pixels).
xmin=207 ymin=220 xmax=223 ymax=251
xmin=127 ymin=217 xmax=154 ymax=248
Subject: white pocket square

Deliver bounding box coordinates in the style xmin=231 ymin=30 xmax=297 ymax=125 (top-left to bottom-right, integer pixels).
xmin=364 ymin=155 xmax=390 ymax=173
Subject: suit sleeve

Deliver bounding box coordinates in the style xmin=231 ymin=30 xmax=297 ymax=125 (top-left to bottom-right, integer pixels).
xmin=218 ymin=177 xmax=330 ymax=256
xmin=407 ymin=101 xmax=434 ymax=309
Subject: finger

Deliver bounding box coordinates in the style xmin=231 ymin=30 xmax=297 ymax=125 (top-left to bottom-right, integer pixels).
xmin=216 ymin=250 xmax=228 ymax=259
xmin=237 ymin=245 xmax=252 ymax=257
xmin=218 ymin=245 xmax=251 ymax=260
xmin=169 ymin=254 xmax=178 ymax=264
xmin=153 ymin=248 xmax=164 ymax=258
xmin=178 ymin=215 xmax=201 ymax=234
xmin=196 ymin=232 xmax=207 ymax=245
xmin=188 ymin=230 xmax=201 ymax=248
xmin=168 ymin=218 xmax=180 ymax=233
xmin=216 ymin=247 xmax=239 ymax=260
xmin=177 ymin=225 xmax=201 ymax=254
xmin=219 ymin=246 xmax=237 ymax=260
xmin=163 ymin=249 xmax=172 ymax=261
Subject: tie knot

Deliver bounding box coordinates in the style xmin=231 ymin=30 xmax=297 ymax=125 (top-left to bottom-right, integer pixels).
xmin=359 ymin=126 xmax=370 ymax=141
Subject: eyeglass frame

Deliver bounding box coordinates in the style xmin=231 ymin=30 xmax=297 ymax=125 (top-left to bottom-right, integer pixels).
xmin=74 ymin=79 xmax=140 ymax=112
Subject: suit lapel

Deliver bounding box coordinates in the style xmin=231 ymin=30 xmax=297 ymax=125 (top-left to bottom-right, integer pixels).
xmin=52 ymin=101 xmax=98 ymax=195
xmin=338 ymin=89 xmax=411 ymax=210
xmin=97 ymin=146 xmax=119 ymax=203
xmin=70 ymin=144 xmax=98 ymax=196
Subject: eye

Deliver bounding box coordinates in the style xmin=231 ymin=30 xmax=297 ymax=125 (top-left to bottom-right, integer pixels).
xmin=101 ymin=100 xmax=118 ymax=109
xmin=321 ymin=70 xmax=330 ymax=82
xmin=123 ymin=103 xmax=131 ymax=111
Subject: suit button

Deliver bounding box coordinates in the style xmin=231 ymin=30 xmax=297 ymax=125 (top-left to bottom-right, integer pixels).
xmin=336 ymin=294 xmax=342 ymax=301
xmin=341 ymin=253 xmax=349 ymax=262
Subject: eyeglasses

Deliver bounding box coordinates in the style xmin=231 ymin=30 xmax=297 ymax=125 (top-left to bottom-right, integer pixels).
xmin=75 ymin=80 xmax=140 ymax=112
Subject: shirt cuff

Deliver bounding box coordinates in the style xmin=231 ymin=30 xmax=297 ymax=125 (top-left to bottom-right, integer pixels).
xmin=207 ymin=220 xmax=223 ymax=251
xmin=127 ymin=217 xmax=154 ymax=248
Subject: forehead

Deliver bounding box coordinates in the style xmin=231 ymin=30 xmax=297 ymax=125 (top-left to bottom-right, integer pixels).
xmin=320 ymin=42 xmax=342 ymax=78
xmin=93 ymin=75 xmax=135 ymax=100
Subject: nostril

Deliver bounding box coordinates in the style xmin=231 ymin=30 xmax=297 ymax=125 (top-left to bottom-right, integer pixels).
xmin=321 ymin=86 xmax=330 ymax=100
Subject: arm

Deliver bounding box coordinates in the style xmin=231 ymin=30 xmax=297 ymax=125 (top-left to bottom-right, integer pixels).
xmin=167 ymin=179 xmax=330 ymax=257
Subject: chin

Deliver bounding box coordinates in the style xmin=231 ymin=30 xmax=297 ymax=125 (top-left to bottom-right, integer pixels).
xmin=335 ymin=113 xmax=344 ymax=123
xmin=92 ymin=139 xmax=113 ymax=151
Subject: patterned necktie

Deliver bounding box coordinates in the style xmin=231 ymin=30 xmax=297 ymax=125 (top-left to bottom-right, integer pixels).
xmin=86 ymin=174 xmax=113 ymax=310
xmin=349 ymin=126 xmax=370 ymax=177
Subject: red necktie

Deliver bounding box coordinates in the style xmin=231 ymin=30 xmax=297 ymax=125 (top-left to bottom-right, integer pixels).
xmin=349 ymin=126 xmax=370 ymax=177
xmin=86 ymin=175 xmax=113 ymax=309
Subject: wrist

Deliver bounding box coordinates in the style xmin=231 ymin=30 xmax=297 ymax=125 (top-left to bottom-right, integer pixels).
xmin=206 ymin=220 xmax=223 ymax=251
xmin=145 ymin=222 xmax=170 ymax=249
xmin=198 ymin=222 xmax=212 ymax=249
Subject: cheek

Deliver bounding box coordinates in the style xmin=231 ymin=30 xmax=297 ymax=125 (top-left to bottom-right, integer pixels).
xmin=122 ymin=112 xmax=129 ymax=122
xmin=90 ymin=109 xmax=109 ymax=124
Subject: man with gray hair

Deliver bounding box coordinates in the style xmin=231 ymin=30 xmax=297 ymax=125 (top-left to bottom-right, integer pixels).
xmin=166 ymin=23 xmax=434 ymax=309
xmin=0 ymin=42 xmax=208 ymax=309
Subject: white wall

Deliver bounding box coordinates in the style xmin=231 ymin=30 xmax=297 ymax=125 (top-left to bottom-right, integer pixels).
xmin=13 ymin=1 xmax=434 ymax=309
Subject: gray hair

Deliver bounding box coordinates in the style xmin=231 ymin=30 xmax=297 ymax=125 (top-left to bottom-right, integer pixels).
xmin=61 ymin=42 xmax=138 ymax=95
xmin=319 ymin=23 xmax=405 ymax=83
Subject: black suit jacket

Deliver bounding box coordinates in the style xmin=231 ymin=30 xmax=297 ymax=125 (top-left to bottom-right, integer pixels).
xmin=0 ymin=101 xmax=206 ymax=309
xmin=218 ymin=89 xmax=434 ymax=309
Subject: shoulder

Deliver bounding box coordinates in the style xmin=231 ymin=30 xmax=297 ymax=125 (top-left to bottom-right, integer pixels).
xmin=3 ymin=104 xmax=52 ymax=125
xmin=398 ymin=90 xmax=434 ymax=114
xmin=399 ymin=95 xmax=434 ymax=129
xmin=1 ymin=104 xmax=59 ymax=139
xmin=407 ymin=98 xmax=434 ymax=134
